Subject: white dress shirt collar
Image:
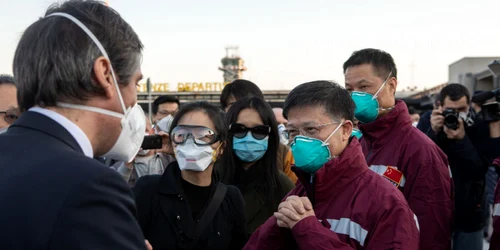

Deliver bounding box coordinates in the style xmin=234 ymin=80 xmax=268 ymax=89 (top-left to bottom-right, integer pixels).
xmin=29 ymin=107 xmax=94 ymax=158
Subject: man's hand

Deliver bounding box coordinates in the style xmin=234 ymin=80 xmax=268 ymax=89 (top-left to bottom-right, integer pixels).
xmin=155 ymin=131 xmax=174 ymax=155
xmin=274 ymin=196 xmax=315 ymax=229
xmin=430 ymin=107 xmax=444 ymax=134
xmin=444 ymin=118 xmax=466 ymax=140
xmin=490 ymin=120 xmax=500 ymax=138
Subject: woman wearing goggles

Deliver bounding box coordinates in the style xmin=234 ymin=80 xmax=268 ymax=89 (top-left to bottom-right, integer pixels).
xmin=219 ymin=97 xmax=295 ymax=236
xmin=133 ymin=102 xmax=247 ymax=250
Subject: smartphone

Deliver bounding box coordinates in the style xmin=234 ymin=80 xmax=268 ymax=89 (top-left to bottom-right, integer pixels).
xmin=141 ymin=135 xmax=163 ymax=150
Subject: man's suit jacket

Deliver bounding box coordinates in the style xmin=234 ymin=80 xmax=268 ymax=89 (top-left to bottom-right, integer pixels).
xmin=0 ymin=111 xmax=147 ymax=250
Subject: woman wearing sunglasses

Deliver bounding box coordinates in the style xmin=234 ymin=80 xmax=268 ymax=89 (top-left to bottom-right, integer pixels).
xmin=133 ymin=101 xmax=247 ymax=250
xmin=220 ymin=97 xmax=295 ymax=236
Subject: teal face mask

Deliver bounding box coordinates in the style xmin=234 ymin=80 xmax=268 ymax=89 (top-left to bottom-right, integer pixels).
xmin=351 ymin=129 xmax=362 ymax=139
xmin=291 ymin=123 xmax=342 ymax=174
xmin=351 ymin=72 xmax=392 ymax=124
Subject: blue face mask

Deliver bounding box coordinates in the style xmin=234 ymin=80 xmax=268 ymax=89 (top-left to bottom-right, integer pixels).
xmin=291 ymin=123 xmax=342 ymax=174
xmin=351 ymin=72 xmax=392 ymax=124
xmin=351 ymin=129 xmax=362 ymax=139
xmin=233 ymin=133 xmax=269 ymax=162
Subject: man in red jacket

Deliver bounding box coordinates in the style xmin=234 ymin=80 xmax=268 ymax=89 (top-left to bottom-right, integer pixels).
xmin=344 ymin=48 xmax=453 ymax=250
xmin=244 ymin=80 xmax=420 ymax=249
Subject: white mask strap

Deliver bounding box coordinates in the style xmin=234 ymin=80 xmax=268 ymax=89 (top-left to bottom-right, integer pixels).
xmin=321 ymin=122 xmax=343 ymax=147
xmin=372 ymin=71 xmax=392 ymax=100
xmin=58 ymin=102 xmax=124 ymax=119
xmin=46 ymin=12 xmax=127 ymax=114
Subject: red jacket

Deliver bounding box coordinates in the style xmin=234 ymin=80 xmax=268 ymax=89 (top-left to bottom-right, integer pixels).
xmin=359 ymin=100 xmax=453 ymax=250
xmin=243 ymin=139 xmax=420 ymax=250
xmin=490 ymin=157 xmax=500 ymax=250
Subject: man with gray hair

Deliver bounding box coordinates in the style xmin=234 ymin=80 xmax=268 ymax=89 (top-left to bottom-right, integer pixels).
xmin=0 ymin=1 xmax=151 ymax=249
xmin=0 ymin=74 xmax=19 ymax=132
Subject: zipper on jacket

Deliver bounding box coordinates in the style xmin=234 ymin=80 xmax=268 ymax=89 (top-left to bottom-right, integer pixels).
xmin=310 ymin=174 xmax=315 ymax=207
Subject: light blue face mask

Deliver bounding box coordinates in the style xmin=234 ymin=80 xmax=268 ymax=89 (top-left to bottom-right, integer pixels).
xmin=351 ymin=129 xmax=362 ymax=139
xmin=351 ymin=72 xmax=393 ymax=124
xmin=291 ymin=123 xmax=342 ymax=174
xmin=233 ymin=133 xmax=269 ymax=162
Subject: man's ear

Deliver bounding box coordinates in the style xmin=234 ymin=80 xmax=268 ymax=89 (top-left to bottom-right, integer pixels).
xmin=93 ymin=56 xmax=115 ymax=99
xmin=342 ymin=121 xmax=353 ymax=141
xmin=388 ymin=77 xmax=398 ymax=95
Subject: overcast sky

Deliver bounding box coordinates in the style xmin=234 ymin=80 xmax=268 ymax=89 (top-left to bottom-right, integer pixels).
xmin=1 ymin=0 xmax=499 ymax=91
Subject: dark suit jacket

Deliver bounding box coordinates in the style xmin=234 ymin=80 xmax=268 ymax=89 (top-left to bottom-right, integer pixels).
xmin=0 ymin=111 xmax=147 ymax=250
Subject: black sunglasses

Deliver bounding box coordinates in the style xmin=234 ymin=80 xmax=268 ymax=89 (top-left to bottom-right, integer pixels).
xmin=229 ymin=123 xmax=271 ymax=140
xmin=0 ymin=108 xmax=20 ymax=125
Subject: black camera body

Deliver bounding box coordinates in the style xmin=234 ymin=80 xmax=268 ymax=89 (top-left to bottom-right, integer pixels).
xmin=442 ymin=109 xmax=459 ymax=130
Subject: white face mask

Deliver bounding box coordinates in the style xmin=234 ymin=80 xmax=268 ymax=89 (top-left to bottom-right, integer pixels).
xmin=155 ymin=114 xmax=174 ymax=133
xmin=278 ymin=124 xmax=288 ymax=145
xmin=46 ymin=12 xmax=146 ymax=163
xmin=412 ymin=121 xmax=418 ymax=127
xmin=174 ymin=139 xmax=217 ymax=172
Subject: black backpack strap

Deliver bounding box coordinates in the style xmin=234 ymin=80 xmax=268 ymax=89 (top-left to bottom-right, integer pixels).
xmin=194 ymin=182 xmax=227 ymax=238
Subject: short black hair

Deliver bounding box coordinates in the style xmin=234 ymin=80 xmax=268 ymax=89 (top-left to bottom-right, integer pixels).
xmin=408 ymin=107 xmax=419 ymax=115
xmin=343 ymin=48 xmax=398 ymax=80
xmin=283 ymin=81 xmax=354 ymax=122
xmin=221 ymin=97 xmax=280 ymax=200
xmin=169 ymin=101 xmax=227 ymax=143
xmin=439 ymin=83 xmax=470 ymax=105
xmin=220 ymin=79 xmax=264 ymax=109
xmin=14 ymin=0 xmax=143 ymax=112
xmin=152 ymin=95 xmax=180 ymax=114
xmin=0 ymin=74 xmax=15 ymax=86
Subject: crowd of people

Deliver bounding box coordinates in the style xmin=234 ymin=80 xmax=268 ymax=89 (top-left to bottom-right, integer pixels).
xmin=1 ymin=1 xmax=500 ymax=250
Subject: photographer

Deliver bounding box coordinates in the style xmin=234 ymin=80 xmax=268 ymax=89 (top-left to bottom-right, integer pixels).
xmin=428 ymin=84 xmax=492 ymax=250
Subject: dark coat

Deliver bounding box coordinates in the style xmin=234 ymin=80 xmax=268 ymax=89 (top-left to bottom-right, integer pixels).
xmin=133 ymin=162 xmax=247 ymax=250
xmin=0 ymin=111 xmax=146 ymax=250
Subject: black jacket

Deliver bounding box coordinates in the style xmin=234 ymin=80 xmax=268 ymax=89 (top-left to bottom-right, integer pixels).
xmin=0 ymin=111 xmax=146 ymax=250
xmin=426 ymin=121 xmax=491 ymax=232
xmin=134 ymin=162 xmax=247 ymax=250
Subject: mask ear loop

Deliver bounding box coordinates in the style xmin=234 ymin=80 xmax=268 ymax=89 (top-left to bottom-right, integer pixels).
xmin=211 ymin=142 xmax=223 ymax=162
xmin=321 ymin=122 xmax=344 ymax=160
xmin=46 ymin=12 xmax=127 ymax=114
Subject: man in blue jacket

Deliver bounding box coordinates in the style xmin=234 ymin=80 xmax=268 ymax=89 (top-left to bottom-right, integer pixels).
xmin=0 ymin=1 xmax=151 ymax=249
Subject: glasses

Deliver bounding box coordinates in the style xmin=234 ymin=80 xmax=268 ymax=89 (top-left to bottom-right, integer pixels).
xmin=171 ymin=125 xmax=219 ymax=145
xmin=283 ymin=122 xmax=339 ymax=140
xmin=229 ymin=123 xmax=271 ymax=140
xmin=158 ymin=109 xmax=178 ymax=116
xmin=0 ymin=108 xmax=20 ymax=125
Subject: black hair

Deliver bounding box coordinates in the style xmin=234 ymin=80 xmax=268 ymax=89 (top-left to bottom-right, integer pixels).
xmin=283 ymin=80 xmax=355 ymax=122
xmin=153 ymin=95 xmax=180 ymax=114
xmin=408 ymin=107 xmax=419 ymax=115
xmin=343 ymin=48 xmax=398 ymax=80
xmin=220 ymin=79 xmax=264 ymax=109
xmin=169 ymin=101 xmax=227 ymax=144
xmin=13 ymin=0 xmax=143 ymax=112
xmin=0 ymin=74 xmax=15 ymax=86
xmin=220 ymin=97 xmax=280 ymax=201
xmin=439 ymin=83 xmax=470 ymax=105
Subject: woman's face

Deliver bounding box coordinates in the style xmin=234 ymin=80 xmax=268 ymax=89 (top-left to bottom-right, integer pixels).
xmin=236 ymin=108 xmax=264 ymax=128
xmin=174 ymin=110 xmax=222 ymax=152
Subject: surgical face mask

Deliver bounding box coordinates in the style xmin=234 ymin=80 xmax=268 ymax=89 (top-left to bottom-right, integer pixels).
xmin=351 ymin=72 xmax=393 ymax=124
xmin=233 ymin=133 xmax=269 ymax=162
xmin=175 ymin=139 xmax=218 ymax=172
xmin=351 ymin=129 xmax=362 ymax=139
xmin=46 ymin=13 xmax=146 ymax=163
xmin=291 ymin=122 xmax=343 ymax=174
xmin=155 ymin=115 xmax=174 ymax=133
xmin=277 ymin=124 xmax=288 ymax=145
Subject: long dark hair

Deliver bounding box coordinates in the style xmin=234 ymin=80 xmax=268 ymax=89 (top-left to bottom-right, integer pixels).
xmin=220 ymin=97 xmax=280 ymax=200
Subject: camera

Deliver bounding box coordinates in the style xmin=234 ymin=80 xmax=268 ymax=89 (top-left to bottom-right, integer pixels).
xmin=442 ymin=109 xmax=459 ymax=130
xmin=472 ymin=88 xmax=500 ymax=122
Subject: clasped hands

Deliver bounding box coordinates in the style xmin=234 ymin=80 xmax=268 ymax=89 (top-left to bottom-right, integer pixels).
xmin=274 ymin=195 xmax=315 ymax=229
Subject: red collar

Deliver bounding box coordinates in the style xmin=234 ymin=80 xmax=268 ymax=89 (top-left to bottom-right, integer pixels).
xmin=359 ymin=100 xmax=412 ymax=142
